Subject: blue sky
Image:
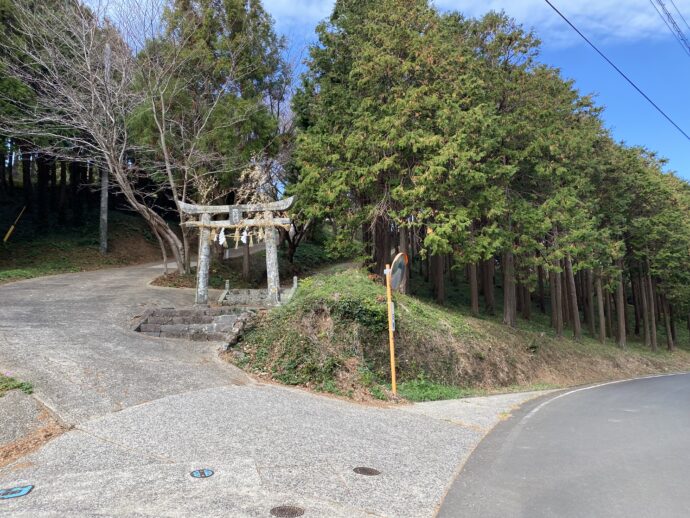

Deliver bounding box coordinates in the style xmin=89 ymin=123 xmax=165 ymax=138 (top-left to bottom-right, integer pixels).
xmin=263 ymin=0 xmax=690 ymax=180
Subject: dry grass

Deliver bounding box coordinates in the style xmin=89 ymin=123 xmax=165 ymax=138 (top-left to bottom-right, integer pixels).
xmin=0 ymin=410 xmax=67 ymax=469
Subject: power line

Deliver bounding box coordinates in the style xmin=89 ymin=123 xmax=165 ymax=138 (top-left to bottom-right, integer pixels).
xmin=649 ymin=0 xmax=690 ymax=57
xmin=542 ymin=0 xmax=690 ymax=142
xmin=668 ymin=0 xmax=690 ymax=35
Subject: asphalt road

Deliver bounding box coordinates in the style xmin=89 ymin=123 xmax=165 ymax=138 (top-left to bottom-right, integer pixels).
xmin=438 ymin=373 xmax=690 ymax=518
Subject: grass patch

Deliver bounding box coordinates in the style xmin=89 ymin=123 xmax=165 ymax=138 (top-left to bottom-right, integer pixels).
xmin=0 ymin=374 xmax=33 ymax=397
xmin=397 ymin=376 xmax=473 ymax=402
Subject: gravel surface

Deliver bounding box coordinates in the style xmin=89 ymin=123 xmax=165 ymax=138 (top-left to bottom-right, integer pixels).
xmin=0 ymin=391 xmax=43 ymax=447
xmin=0 ymin=265 xmax=545 ymax=517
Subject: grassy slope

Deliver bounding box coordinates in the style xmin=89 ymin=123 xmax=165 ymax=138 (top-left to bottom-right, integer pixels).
xmin=0 ymin=211 xmax=161 ymax=284
xmin=234 ymin=268 xmax=690 ymax=402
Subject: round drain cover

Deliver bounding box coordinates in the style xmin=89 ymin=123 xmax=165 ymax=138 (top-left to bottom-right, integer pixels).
xmin=353 ymin=466 xmax=380 ymax=476
xmin=270 ymin=505 xmax=305 ymax=517
xmin=190 ymin=468 xmax=214 ymax=479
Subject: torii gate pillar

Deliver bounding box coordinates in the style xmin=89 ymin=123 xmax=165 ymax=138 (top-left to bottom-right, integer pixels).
xmin=196 ymin=213 xmax=212 ymax=305
xmin=264 ymin=225 xmax=280 ymax=304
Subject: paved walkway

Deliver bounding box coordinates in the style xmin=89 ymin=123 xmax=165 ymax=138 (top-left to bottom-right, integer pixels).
xmin=0 ymin=264 xmax=549 ymax=517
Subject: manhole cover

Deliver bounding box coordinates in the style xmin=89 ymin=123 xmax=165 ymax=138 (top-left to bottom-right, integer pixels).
xmin=270 ymin=505 xmax=305 ymax=517
xmin=0 ymin=485 xmax=33 ymax=500
xmin=190 ymin=469 xmax=214 ymax=479
xmin=353 ymin=466 xmax=380 ymax=476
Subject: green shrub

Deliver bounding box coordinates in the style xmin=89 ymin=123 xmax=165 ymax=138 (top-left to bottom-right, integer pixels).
xmin=329 ymin=297 xmax=387 ymax=332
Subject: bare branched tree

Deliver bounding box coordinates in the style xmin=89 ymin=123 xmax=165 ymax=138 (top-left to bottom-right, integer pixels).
xmin=0 ymin=0 xmax=189 ymax=271
xmin=0 ymin=0 xmax=293 ymax=274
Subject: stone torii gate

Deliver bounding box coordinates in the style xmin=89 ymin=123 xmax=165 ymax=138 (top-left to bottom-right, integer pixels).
xmin=179 ymin=196 xmax=294 ymax=306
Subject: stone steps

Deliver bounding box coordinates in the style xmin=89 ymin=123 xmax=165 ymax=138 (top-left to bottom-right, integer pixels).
xmin=134 ymin=307 xmax=254 ymax=344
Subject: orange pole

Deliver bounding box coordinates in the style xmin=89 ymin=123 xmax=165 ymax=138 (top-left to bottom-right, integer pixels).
xmin=385 ymin=263 xmax=397 ymax=395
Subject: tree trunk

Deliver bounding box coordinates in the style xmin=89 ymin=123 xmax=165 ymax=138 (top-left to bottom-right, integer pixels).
xmin=469 ymin=262 xmax=479 ymax=316
xmin=243 ymin=240 xmax=250 ymax=280
xmin=6 ymin=142 xmax=14 ymax=191
xmin=537 ymin=265 xmax=546 ymax=314
xmin=605 ymin=292 xmax=613 ymax=340
xmin=550 ymin=269 xmax=557 ymax=327
xmin=0 ymin=143 xmax=6 ymax=193
xmin=579 ymin=272 xmax=589 ymax=329
xmin=432 ymin=253 xmax=445 ymax=305
xmin=631 ymin=272 xmax=641 ymax=336
xmin=99 ymin=167 xmax=108 ymax=255
xmin=645 ymin=263 xmax=658 ymax=352
xmin=553 ymin=268 xmax=564 ymax=337
xmin=153 ymin=227 xmax=168 ymax=274
xmin=521 ymin=284 xmax=531 ymax=320
xmin=502 ymin=250 xmax=517 ymax=327
xmin=36 ymin=154 xmax=50 ymax=224
xmin=182 ymin=227 xmax=192 ymax=274
xmin=564 ymin=255 xmax=581 ymax=340
xmin=586 ymin=270 xmax=596 ymax=338
xmin=669 ymin=304 xmax=677 ymax=343
xmin=639 ymin=273 xmax=651 ymax=348
xmin=87 ymin=162 xmax=95 ymax=208
xmin=374 ymin=215 xmax=391 ymax=277
xmin=399 ymin=228 xmax=410 ymax=294
xmin=561 ymin=267 xmax=571 ymax=328
xmin=654 ymin=282 xmax=662 ymax=325
xmin=70 ymin=161 xmax=83 ymax=226
xmin=578 ymin=271 xmax=587 ymax=311
xmin=622 ymin=274 xmax=629 ymax=340
xmin=483 ymin=258 xmax=495 ymax=315
xmin=595 ymin=271 xmax=606 ymax=344
xmin=58 ymin=162 xmax=67 ymax=225
xmin=661 ymin=295 xmax=674 ymax=351
xmin=287 ymin=239 xmax=297 ymax=264
xmin=615 ymin=263 xmax=626 ymax=348
xmin=21 ymin=148 xmax=32 ymax=212
xmin=49 ymin=160 xmax=57 ymax=212
xmin=362 ymin=222 xmax=372 ymax=259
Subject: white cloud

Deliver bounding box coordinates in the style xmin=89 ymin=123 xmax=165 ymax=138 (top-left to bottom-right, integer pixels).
xmin=435 ymin=0 xmax=690 ymax=46
xmin=263 ymin=0 xmax=690 ymax=48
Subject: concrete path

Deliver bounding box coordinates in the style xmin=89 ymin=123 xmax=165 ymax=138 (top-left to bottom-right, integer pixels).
xmin=1 ymin=264 xmax=546 ymax=517
xmin=438 ymin=373 xmax=690 ymax=518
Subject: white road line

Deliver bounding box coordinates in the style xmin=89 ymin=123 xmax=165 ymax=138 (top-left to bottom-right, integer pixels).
xmin=523 ymin=372 xmax=688 ymax=422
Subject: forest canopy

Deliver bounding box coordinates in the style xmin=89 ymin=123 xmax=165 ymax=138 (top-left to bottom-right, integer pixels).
xmin=1 ymin=0 xmax=689 ymax=351
xmin=290 ymin=0 xmax=690 ymax=351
